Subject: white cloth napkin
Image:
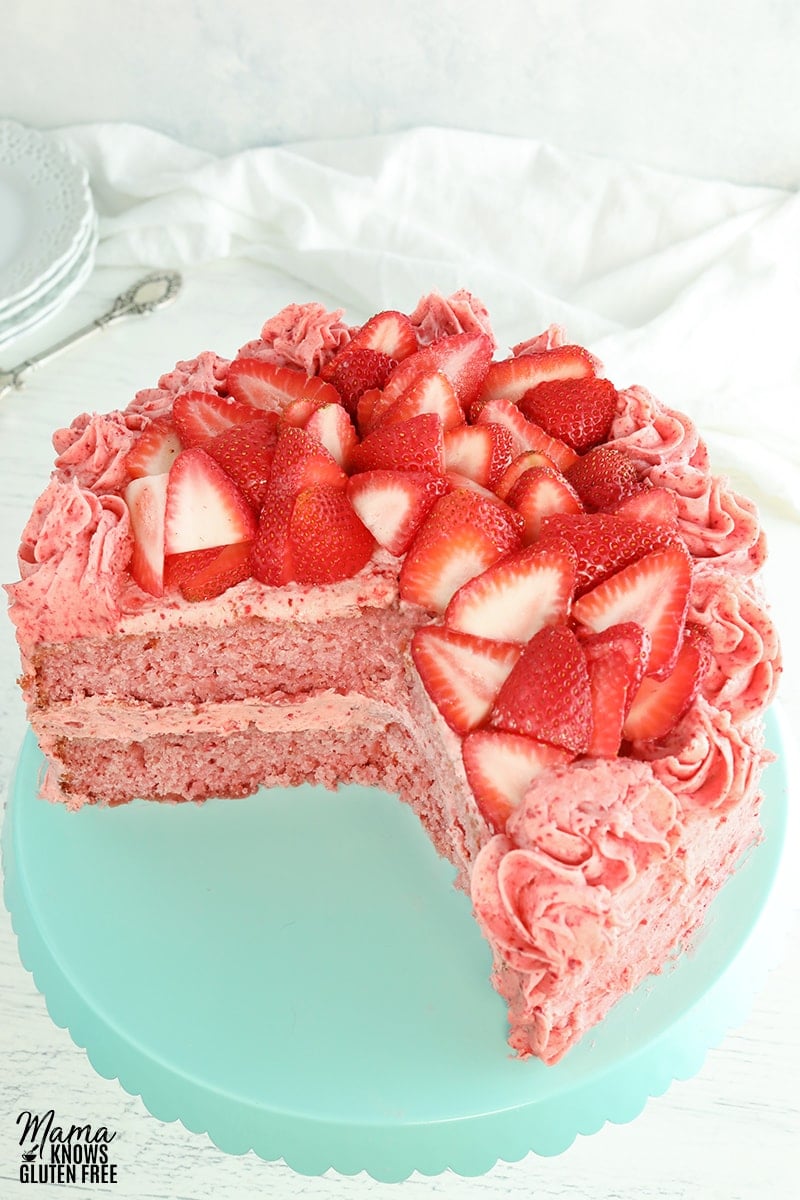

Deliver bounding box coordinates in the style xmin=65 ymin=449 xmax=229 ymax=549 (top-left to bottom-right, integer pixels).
xmin=58 ymin=124 xmax=799 ymax=493
xmin=53 ymin=122 xmax=800 ymax=727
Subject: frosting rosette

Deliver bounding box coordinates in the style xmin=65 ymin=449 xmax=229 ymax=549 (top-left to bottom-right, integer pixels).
xmin=236 ymin=302 xmax=352 ymax=374
xmin=606 ymin=385 xmax=702 ymax=468
xmin=127 ymin=351 xmax=231 ymax=418
xmin=512 ymin=323 xmax=567 ymax=356
xmin=471 ymin=837 xmax=612 ymax=979
xmin=506 ymin=758 xmax=680 ymax=891
xmin=408 ymin=289 xmax=496 ymax=349
xmin=53 ymin=410 xmax=143 ymax=493
xmin=648 ymin=463 xmax=766 ymax=575
xmin=630 ymin=696 xmax=766 ymax=814
xmin=7 ymin=479 xmax=132 ymax=644
xmin=471 ymin=759 xmax=680 ymax=976
xmin=689 ymin=565 xmax=780 ymax=722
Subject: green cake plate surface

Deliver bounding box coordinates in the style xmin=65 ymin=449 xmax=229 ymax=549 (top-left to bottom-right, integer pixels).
xmin=1 ymin=708 xmax=790 ymax=1181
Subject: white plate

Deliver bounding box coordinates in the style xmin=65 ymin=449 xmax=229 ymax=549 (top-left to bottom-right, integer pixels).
xmin=0 ymin=190 xmax=97 ymax=328
xmin=0 ymin=199 xmax=95 ymax=324
xmin=0 ymin=213 xmax=98 ymax=353
xmin=0 ymin=122 xmax=95 ymax=317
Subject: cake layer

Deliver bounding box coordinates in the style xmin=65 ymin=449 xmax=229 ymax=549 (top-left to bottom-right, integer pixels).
xmin=26 ymin=607 xmax=417 ymax=707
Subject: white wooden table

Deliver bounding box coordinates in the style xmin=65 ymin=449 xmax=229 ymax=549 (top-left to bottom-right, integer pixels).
xmin=1 ymin=264 xmax=798 ymax=1200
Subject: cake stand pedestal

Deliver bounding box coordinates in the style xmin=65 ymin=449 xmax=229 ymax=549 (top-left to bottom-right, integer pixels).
xmin=2 ymin=711 xmax=789 ymax=1182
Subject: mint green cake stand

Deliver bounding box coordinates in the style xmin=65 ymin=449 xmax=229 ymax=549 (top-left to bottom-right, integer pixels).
xmin=2 ymin=709 xmax=789 ymax=1181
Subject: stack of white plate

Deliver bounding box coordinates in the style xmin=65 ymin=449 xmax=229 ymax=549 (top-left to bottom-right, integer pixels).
xmin=0 ymin=121 xmax=97 ymax=354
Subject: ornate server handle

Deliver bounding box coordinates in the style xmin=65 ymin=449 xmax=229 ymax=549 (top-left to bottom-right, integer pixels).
xmin=0 ymin=270 xmax=182 ymax=398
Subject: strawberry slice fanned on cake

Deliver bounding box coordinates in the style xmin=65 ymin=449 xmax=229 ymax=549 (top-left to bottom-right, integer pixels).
xmin=6 ymin=289 xmax=780 ymax=1066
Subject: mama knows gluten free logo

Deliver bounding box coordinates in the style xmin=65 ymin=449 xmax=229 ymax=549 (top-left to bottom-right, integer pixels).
xmin=16 ymin=1109 xmax=119 ymax=1185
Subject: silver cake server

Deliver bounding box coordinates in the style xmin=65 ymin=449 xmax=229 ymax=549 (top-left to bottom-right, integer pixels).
xmin=0 ymin=269 xmax=182 ymax=400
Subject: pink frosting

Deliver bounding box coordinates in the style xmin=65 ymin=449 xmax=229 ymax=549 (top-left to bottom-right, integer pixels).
xmin=236 ymin=302 xmax=352 ymax=374
xmin=127 ymin=351 xmax=231 ymax=418
xmin=508 ymin=758 xmax=680 ymax=890
xmin=689 ymin=565 xmax=781 ymax=722
xmin=607 ymin=386 xmax=702 ymax=468
xmin=648 ymin=463 xmax=766 ymax=575
xmin=7 ymin=479 xmax=132 ymax=644
xmin=512 ymin=324 xmax=567 ymax=356
xmin=471 ymin=758 xmax=679 ymax=975
xmin=407 ymin=289 xmax=496 ymax=349
xmin=471 ymin=837 xmax=612 ymax=980
xmin=631 ymin=696 xmax=767 ymax=815
xmin=53 ymin=411 xmax=143 ymax=493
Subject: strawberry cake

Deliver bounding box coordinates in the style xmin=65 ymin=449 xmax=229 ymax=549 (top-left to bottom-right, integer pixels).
xmin=6 ymin=290 xmax=780 ymax=1064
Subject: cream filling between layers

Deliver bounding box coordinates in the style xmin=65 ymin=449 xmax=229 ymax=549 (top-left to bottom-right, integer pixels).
xmin=31 ymin=690 xmax=401 ymax=741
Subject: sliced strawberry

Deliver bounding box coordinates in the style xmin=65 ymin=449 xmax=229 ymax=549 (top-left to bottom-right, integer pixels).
xmin=539 ymin=512 xmax=684 ymax=594
xmin=249 ymin=428 xmax=347 ymax=584
xmin=251 ymin=490 xmax=296 ymax=586
xmin=278 ymin=394 xmax=328 ymax=431
xmin=346 ymin=469 xmax=449 ymax=556
xmin=286 ymin=485 xmax=375 ymax=584
xmin=324 ymin=347 xmax=397 ymax=415
xmin=517 ymin=376 xmax=617 ymax=454
xmin=443 ymin=422 xmax=515 ymax=489
xmin=489 ymin=624 xmax=594 ymax=755
xmin=122 ymin=416 xmax=182 ymax=479
xmin=444 ymin=541 xmax=576 ymax=643
xmin=443 ymin=475 xmax=532 ymax=537
xmin=370 ymin=392 xmax=419 ymax=436
xmin=268 ymin=425 xmax=348 ymax=499
xmin=123 ymin=472 xmax=169 ymax=596
xmin=411 ymin=625 xmax=521 ymax=735
xmin=348 ymin=412 xmax=445 ymax=475
xmin=344 ymin=310 xmax=417 ymax=361
xmin=572 ymin=544 xmax=692 ymax=679
xmin=494 ymin=450 xmax=558 ymax=500
xmin=475 ymin=397 xmax=579 ymax=471
xmin=565 ymin=445 xmax=643 ymax=510
xmin=623 ymin=624 xmax=712 ymax=741
xmin=507 ymin=466 xmax=583 ymax=543
xmin=474 ymin=345 xmax=599 ymax=412
xmin=383 ymin=331 xmax=493 ymax=411
xmin=165 ymin=541 xmax=254 ymax=602
xmin=462 ymin=730 xmax=574 ymax=833
xmin=164 ymin=545 xmax=222 ymax=591
xmin=379 ymin=370 xmax=464 ymax=432
xmin=202 ymin=416 xmax=279 ymax=509
xmin=304 ymin=403 xmax=359 ymax=468
xmin=163 ymin=448 xmax=258 ymax=555
xmin=399 ymin=490 xmax=522 ymax=613
xmin=226 ymin=358 xmax=341 ymax=414
xmin=172 ymin=391 xmax=263 ymax=448
xmin=581 ymin=622 xmax=651 ymax=756
xmin=355 ymin=386 xmax=386 ymax=435
xmin=611 ymin=485 xmax=679 ymax=526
